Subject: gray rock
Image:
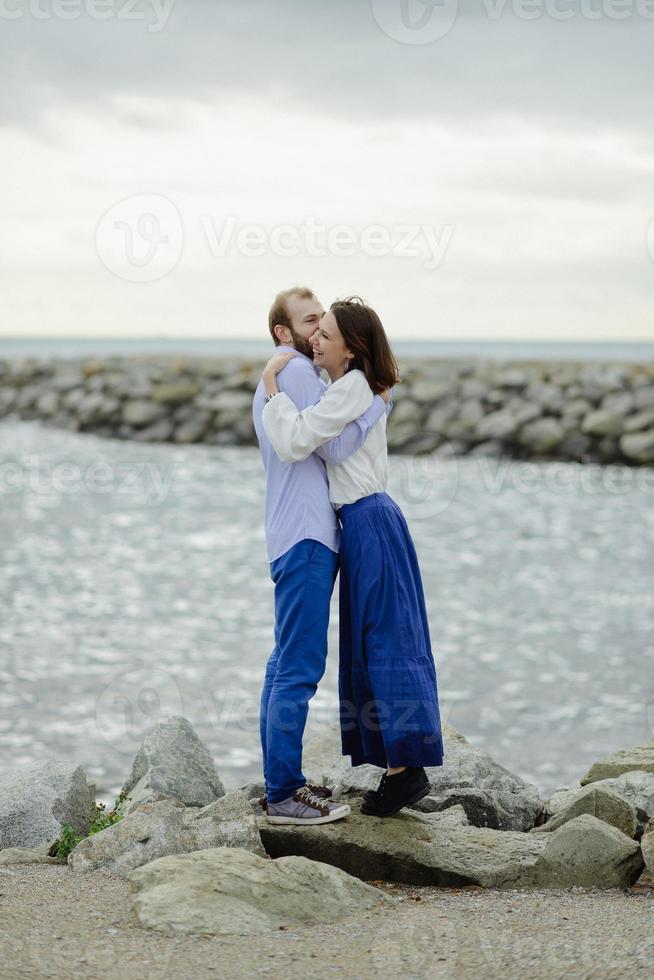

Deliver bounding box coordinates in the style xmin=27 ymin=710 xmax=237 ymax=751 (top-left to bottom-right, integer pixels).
xmin=529 ymin=814 xmax=643 ymax=889
xmin=523 ymin=383 xmax=565 ymax=413
xmin=120 ymin=715 xmax=225 ymax=813
xmin=623 ymin=408 xmax=654 ymax=433
xmin=557 ymin=432 xmax=593 ymax=460
xmin=601 ymin=391 xmax=636 ymax=416
xmin=129 ymin=845 xmax=394 ymax=936
xmin=78 ymin=393 xmax=121 ymax=426
xmin=408 ymin=380 xmax=452 ymax=402
xmin=173 ymin=413 xmax=211 ymax=444
xmin=302 ymin=724 xmax=542 ymax=831
xmin=531 ymin=783 xmax=637 ymax=838
xmin=131 ymin=418 xmax=175 ymax=443
xmin=641 ymin=817 xmax=654 ymax=877
xmin=476 ymin=410 xmax=519 ymax=441
xmin=0 ymin=847 xmax=62 ymax=866
xmin=581 ymin=409 xmax=626 ymax=437
xmin=517 ymin=417 xmax=565 ymax=453
xmin=467 ymin=439 xmax=505 ymax=458
xmin=634 ymin=386 xmax=654 ymax=410
xmin=425 ymin=398 xmax=459 ymax=433
xmin=151 ymin=380 xmax=200 ymax=405
xmin=580 ymin=741 xmax=654 ymax=785
xmin=202 ymin=390 xmax=252 ymax=414
xmin=459 ymin=377 xmax=489 ymax=399
xmin=495 ymin=368 xmax=529 ymax=388
xmin=620 ymin=430 xmax=654 ymax=463
xmin=545 ymin=771 xmax=654 ymax=827
xmin=260 ymin=804 xmax=642 ymax=890
xmin=561 ymin=397 xmax=594 ymax=419
xmin=36 ymin=391 xmax=60 ymax=416
xmin=388 ymin=399 xmax=423 ymax=426
xmin=70 ymin=790 xmax=264 ymax=876
xmin=0 ymin=760 xmax=95 ymax=848
xmin=505 ymin=398 xmax=542 ymax=426
xmin=121 ymin=399 xmax=167 ymax=427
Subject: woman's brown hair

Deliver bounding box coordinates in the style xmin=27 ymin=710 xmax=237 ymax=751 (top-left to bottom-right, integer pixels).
xmin=329 ymin=296 xmax=401 ymax=395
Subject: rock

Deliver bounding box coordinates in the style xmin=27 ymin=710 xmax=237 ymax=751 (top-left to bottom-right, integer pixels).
xmin=623 ymin=408 xmax=654 ymax=433
xmin=121 ymin=399 xmax=167 ymax=427
xmin=302 ymin=725 xmax=542 ymax=831
xmin=408 ymin=380 xmax=452 ymax=403
xmin=517 ymin=417 xmax=565 ymax=453
xmin=495 ymin=368 xmax=529 ymax=388
xmin=633 ymin=386 xmax=654 ymax=410
xmin=259 ymin=803 xmax=642 ymax=890
xmin=36 ymin=391 xmax=59 ymax=416
xmin=0 ymin=847 xmax=62 ymax=866
xmin=545 ymin=771 xmax=654 ymax=827
xmin=151 ymin=380 xmax=200 ymax=405
xmin=388 ymin=399 xmax=423 ymax=426
xmin=641 ymin=817 xmax=654 ymax=877
xmin=459 ymin=377 xmax=489 ymax=399
xmin=467 ymin=439 xmax=505 ymax=458
xmin=173 ymin=412 xmax=211 ymax=444
xmin=530 ymin=814 xmax=643 ymax=889
xmin=131 ymin=418 xmax=175 ymax=442
xmin=531 ymin=784 xmax=637 ymax=838
xmin=0 ymin=760 xmax=95 ymax=849
xmin=620 ymin=430 xmax=654 ymax=464
xmin=70 ymin=790 xmax=264 ymax=876
xmin=523 ymin=383 xmax=565 ymax=413
xmin=557 ymin=432 xmax=593 ymax=460
xmin=580 ymin=741 xmax=654 ymax=785
xmin=600 ymin=391 xmax=635 ymax=416
xmin=561 ymin=397 xmax=594 ymax=419
xmin=120 ymin=716 xmax=225 ymax=815
xmin=78 ymin=393 xmax=121 ymax=426
xmin=475 ymin=410 xmax=519 ymax=441
xmin=581 ymin=409 xmax=626 ymax=437
xmin=505 ymin=398 xmax=542 ymax=427
xmin=129 ymin=845 xmax=394 ymax=936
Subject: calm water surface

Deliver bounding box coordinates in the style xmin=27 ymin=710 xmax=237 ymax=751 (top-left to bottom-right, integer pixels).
xmin=0 ymin=420 xmax=652 ymax=805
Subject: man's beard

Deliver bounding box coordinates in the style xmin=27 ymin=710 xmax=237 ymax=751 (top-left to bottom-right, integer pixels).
xmin=289 ymin=329 xmax=314 ymax=359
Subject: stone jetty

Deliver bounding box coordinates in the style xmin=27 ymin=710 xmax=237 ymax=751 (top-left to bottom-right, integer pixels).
xmin=1 ymin=715 xmax=653 ymax=938
xmin=1 ymin=354 xmax=654 ymax=464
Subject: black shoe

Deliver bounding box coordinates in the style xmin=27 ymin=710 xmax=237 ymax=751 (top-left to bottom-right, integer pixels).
xmin=360 ymin=766 xmax=430 ymax=817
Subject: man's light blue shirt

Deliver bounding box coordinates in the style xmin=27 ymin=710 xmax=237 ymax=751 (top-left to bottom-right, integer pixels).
xmin=253 ymin=345 xmax=391 ymax=563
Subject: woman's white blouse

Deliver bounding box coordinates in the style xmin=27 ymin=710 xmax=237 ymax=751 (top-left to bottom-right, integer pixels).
xmin=262 ymin=368 xmax=388 ymax=507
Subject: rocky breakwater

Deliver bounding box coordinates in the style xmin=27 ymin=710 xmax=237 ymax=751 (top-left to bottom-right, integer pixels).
xmin=1 ymin=353 xmax=654 ymax=464
xmin=1 ymin=715 xmax=653 ymax=939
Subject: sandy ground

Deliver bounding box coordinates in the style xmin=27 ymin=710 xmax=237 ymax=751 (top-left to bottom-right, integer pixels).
xmin=0 ymin=865 xmax=652 ymax=980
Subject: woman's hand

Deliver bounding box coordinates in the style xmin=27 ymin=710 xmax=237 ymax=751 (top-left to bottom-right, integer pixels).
xmin=263 ymin=350 xmax=296 ymax=378
xmin=380 ymin=386 xmax=393 ymax=404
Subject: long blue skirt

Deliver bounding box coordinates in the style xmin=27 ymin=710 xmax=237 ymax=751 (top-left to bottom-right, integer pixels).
xmin=337 ymin=491 xmax=444 ymax=769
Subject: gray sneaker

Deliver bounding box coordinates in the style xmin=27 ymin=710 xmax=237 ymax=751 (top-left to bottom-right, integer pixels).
xmin=266 ymin=784 xmax=351 ymax=825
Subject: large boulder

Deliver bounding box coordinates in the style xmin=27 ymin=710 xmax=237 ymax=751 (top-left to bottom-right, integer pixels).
xmin=530 ymin=784 xmax=637 ymax=838
xmin=119 ymin=715 xmax=225 ymax=815
xmin=0 ymin=847 xmax=61 ymax=866
xmin=129 ymin=846 xmax=394 ymax=936
xmin=70 ymin=790 xmax=264 ymax=877
xmin=302 ymin=724 xmax=543 ymax=831
xmin=258 ymin=802 xmax=642 ymax=890
xmin=640 ymin=817 xmax=654 ymax=881
xmin=0 ymin=760 xmax=95 ymax=849
xmin=545 ymin=771 xmax=654 ymax=828
xmin=530 ymin=814 xmax=643 ymax=889
xmin=580 ymin=741 xmax=654 ymax=785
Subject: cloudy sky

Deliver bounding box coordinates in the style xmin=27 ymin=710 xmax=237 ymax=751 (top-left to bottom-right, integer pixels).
xmin=2 ymin=0 xmax=653 ymax=342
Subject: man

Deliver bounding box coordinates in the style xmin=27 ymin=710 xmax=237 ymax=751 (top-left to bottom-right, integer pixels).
xmin=252 ymin=286 xmax=392 ymax=825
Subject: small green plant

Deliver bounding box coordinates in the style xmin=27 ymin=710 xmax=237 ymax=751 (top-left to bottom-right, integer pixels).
xmin=50 ymin=788 xmax=129 ymax=861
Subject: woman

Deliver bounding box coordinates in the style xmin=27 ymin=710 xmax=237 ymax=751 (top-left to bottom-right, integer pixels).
xmin=261 ymin=297 xmax=444 ymax=817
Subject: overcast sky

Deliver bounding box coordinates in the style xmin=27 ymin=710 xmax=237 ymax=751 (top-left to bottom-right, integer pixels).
xmin=2 ymin=0 xmax=653 ymax=341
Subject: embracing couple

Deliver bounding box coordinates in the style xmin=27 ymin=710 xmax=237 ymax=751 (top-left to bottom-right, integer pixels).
xmin=252 ymin=286 xmax=444 ymax=826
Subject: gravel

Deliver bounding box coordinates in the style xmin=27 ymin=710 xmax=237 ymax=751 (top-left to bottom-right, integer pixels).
xmin=0 ymin=865 xmax=652 ymax=979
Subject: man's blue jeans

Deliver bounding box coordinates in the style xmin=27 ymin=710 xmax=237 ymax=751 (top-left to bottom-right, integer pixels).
xmin=259 ymin=538 xmax=339 ymax=804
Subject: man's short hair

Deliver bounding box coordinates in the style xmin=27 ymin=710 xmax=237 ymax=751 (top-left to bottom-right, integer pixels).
xmin=268 ymin=286 xmax=316 ymax=344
